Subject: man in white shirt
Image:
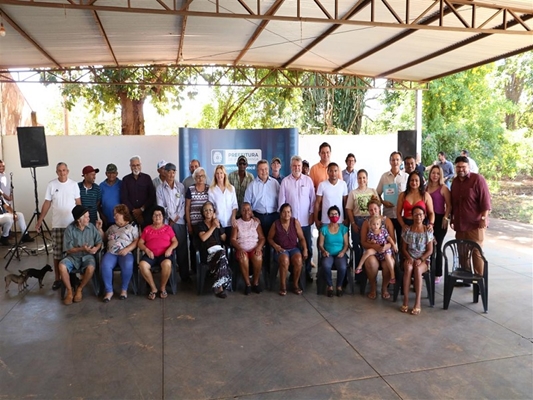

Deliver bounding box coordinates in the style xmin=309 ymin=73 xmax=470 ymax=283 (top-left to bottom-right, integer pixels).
xmin=376 ymin=151 xmax=408 ymax=243
xmin=36 ymin=162 xmax=81 ymax=290
xmin=461 ymin=150 xmax=479 ymax=173
xmin=278 ymin=156 xmax=316 ymax=282
xmin=314 ymin=163 xmax=348 ymax=229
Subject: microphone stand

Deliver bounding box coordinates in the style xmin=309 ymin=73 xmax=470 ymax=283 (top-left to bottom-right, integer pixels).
xmin=4 ymin=173 xmax=31 ymax=267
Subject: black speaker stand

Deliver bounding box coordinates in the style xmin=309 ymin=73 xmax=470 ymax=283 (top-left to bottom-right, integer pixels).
xmin=4 ymin=167 xmax=51 ymax=270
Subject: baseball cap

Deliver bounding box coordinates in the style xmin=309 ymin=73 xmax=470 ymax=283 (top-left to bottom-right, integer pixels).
xmin=271 ymin=157 xmax=281 ymax=164
xmin=82 ymin=165 xmax=99 ymax=176
xmin=157 ymin=160 xmax=168 ymax=169
xmin=106 ymin=163 xmax=118 ymax=173
xmin=164 ymin=162 xmax=176 ymax=171
xmin=237 ymin=155 xmax=248 ymax=164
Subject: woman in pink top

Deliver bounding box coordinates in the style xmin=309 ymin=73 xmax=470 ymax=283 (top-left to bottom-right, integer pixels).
xmin=138 ymin=206 xmax=178 ymax=300
xmin=230 ymin=202 xmax=265 ymax=295
xmin=426 ymin=165 xmax=451 ymax=283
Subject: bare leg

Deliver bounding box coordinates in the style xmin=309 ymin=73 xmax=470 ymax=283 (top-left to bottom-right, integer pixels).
xmin=250 ymin=253 xmax=263 ymax=286
xmin=402 ymin=260 xmax=413 ymax=309
xmin=278 ymin=254 xmax=290 ymax=293
xmin=357 ymin=249 xmax=376 ymax=272
xmin=138 ymin=261 xmax=157 ymax=294
xmin=159 ymin=260 xmax=171 ymax=292
xmin=412 ymin=262 xmax=428 ymax=312
xmin=364 ymin=256 xmax=379 ymax=299
xmin=290 ymin=253 xmax=303 ymax=292
xmin=238 ymin=253 xmax=251 ymax=286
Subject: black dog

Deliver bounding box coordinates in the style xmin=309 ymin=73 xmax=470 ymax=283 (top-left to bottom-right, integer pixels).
xmin=20 ymin=264 xmax=53 ymax=289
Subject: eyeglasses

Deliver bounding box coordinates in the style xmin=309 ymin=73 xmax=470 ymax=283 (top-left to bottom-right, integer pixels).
xmin=413 ymin=213 xmax=425 ymax=217
xmin=329 ymin=213 xmax=339 ymax=217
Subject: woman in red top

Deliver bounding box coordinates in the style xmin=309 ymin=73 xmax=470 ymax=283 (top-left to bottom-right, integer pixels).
xmin=138 ymin=206 xmax=178 ymax=300
xmin=397 ymin=172 xmax=435 ymax=233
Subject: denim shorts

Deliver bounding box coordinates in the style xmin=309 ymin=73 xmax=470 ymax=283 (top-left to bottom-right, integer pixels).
xmin=273 ymin=247 xmax=301 ymax=262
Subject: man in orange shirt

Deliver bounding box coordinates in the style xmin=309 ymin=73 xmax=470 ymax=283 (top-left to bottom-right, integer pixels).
xmin=309 ymin=142 xmax=343 ymax=192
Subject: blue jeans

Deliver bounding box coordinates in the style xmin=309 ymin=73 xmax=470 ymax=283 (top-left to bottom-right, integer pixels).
xmin=101 ymin=252 xmax=134 ymax=293
xmin=302 ymin=225 xmax=313 ymax=274
xmin=321 ymin=254 xmax=347 ymax=287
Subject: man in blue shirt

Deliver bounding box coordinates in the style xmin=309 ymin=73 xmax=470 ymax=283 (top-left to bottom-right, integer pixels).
xmin=99 ymin=163 xmax=122 ymax=230
xmin=342 ymin=153 xmax=357 ymax=193
xmin=437 ymin=151 xmax=454 ymax=188
xmin=245 ymin=160 xmax=280 ymax=273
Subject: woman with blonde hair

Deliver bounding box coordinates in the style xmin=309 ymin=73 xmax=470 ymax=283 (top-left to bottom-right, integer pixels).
xmin=208 ymin=165 xmax=238 ymax=244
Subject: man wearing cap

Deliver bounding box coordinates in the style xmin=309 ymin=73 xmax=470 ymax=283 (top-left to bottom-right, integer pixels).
xmin=183 ymin=159 xmax=210 ymax=190
xmin=78 ymin=165 xmax=102 ymax=225
xmin=270 ymin=157 xmax=284 ymax=184
xmin=121 ymin=155 xmax=156 ymax=228
xmin=302 ymin=160 xmax=310 ymax=176
xmin=228 ymin=155 xmax=254 ymax=214
xmin=59 ymin=205 xmax=102 ymax=305
xmin=36 ymin=162 xmax=81 ymax=291
xmin=99 ymin=163 xmax=122 ymax=231
xmin=152 ymin=160 xmax=168 ymax=189
xmin=156 ymin=163 xmax=190 ymax=282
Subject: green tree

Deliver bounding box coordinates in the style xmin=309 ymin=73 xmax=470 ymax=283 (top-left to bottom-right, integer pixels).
xmin=301 ymin=75 xmax=369 ymax=135
xmin=197 ymin=68 xmax=302 ymax=129
xmin=44 ymin=67 xmax=195 ymax=135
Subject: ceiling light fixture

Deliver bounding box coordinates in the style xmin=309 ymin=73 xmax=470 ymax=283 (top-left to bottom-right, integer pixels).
xmin=0 ymin=22 xmax=6 ymax=37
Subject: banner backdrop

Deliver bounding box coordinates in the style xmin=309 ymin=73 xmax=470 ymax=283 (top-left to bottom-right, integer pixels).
xmin=179 ymin=128 xmax=299 ymax=181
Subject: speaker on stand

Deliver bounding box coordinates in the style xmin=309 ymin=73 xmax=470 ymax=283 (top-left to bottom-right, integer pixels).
xmin=4 ymin=127 xmax=52 ymax=270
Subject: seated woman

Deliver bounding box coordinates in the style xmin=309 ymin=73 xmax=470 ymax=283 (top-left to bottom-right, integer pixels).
xmin=137 ymin=206 xmax=178 ymax=300
xmin=267 ymin=203 xmax=308 ymax=296
xmin=196 ymin=201 xmax=232 ymax=299
xmin=230 ymin=202 xmax=265 ymax=295
xmin=99 ymin=204 xmax=139 ymax=303
xmin=400 ymin=205 xmax=434 ymax=316
xmin=318 ymin=205 xmax=349 ymax=297
xmin=397 ymin=171 xmax=435 ymax=232
xmin=59 ymin=205 xmax=103 ymax=305
xmin=359 ymin=198 xmax=396 ymax=300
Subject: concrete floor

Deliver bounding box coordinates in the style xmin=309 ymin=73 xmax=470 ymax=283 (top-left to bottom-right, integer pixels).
xmin=1 ymin=219 xmax=532 ymax=400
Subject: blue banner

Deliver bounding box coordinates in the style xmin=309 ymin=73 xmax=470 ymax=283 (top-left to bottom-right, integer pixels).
xmin=179 ymin=128 xmax=299 ymax=182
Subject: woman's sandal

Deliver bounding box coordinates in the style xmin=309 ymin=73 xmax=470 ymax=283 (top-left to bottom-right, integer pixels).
xmin=381 ymin=291 xmax=391 ymax=300
xmin=148 ymin=291 xmax=157 ymax=300
xmin=367 ymin=291 xmax=377 ymax=300
xmin=279 ymin=289 xmax=287 ymax=296
xmin=400 ymin=305 xmax=409 ymax=313
xmin=292 ymin=287 xmax=303 ymax=295
xmin=411 ymin=307 xmax=421 ymax=315
xmin=160 ymin=291 xmax=168 ymax=299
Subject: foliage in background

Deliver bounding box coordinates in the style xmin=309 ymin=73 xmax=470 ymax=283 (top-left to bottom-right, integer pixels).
xmin=43 ymin=67 xmax=196 ymax=135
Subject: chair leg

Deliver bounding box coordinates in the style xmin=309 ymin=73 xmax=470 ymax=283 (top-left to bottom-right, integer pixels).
xmin=423 ymin=272 xmax=434 ymax=307
xmin=477 ymin=280 xmax=488 ymax=313
xmin=269 ymin=263 xmax=279 ymax=292
xmin=473 ymin=281 xmax=480 ymax=303
xmin=443 ymin=277 xmax=456 ymax=309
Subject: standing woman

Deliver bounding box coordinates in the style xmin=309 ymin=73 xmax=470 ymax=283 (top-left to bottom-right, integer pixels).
xmin=397 ymin=171 xmax=435 ymax=231
xmin=318 ymin=205 xmax=349 ymax=297
xmin=346 ymin=169 xmax=379 ymax=264
xmin=196 ymin=201 xmax=232 ymax=298
xmin=185 ymin=167 xmax=209 ymax=272
xmin=400 ymin=205 xmax=434 ymax=315
xmin=426 ymin=165 xmax=451 ymax=284
xmin=208 ymin=165 xmax=238 ymax=244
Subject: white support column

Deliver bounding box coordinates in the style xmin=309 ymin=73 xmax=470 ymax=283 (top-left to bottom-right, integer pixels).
xmin=415 ymin=89 xmax=423 ymax=154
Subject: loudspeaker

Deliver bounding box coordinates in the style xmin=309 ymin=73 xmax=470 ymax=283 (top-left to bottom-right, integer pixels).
xmin=17 ymin=127 xmax=49 ymax=168
xmin=397 ymin=130 xmax=417 ymax=159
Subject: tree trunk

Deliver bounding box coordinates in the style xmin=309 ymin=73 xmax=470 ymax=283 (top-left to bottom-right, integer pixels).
xmin=119 ymin=93 xmax=145 ymax=135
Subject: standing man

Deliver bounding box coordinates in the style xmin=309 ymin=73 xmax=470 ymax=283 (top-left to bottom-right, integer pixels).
xmin=437 ymin=151 xmax=454 ymax=188
xmin=78 ymin=165 xmax=101 ymax=225
xmin=415 ymin=153 xmax=426 ymax=183
xmin=270 ymin=157 xmax=284 ymax=184
xmin=314 ymin=163 xmax=348 ymax=229
xmin=342 ymin=153 xmax=357 ymax=193
xmin=157 ymin=163 xmax=189 ymax=282
xmin=278 ymin=156 xmax=316 ymax=282
xmin=377 ymin=151 xmax=408 ymax=243
xmin=244 ymin=160 xmax=280 ymax=270
xmin=35 ymin=162 xmax=81 ymax=290
xmin=152 ymin=160 xmax=168 ymax=189
xmin=121 ymin=156 xmax=156 ymax=228
xmin=228 ymin=155 xmax=254 ymax=214
xmin=404 ymin=155 xmax=425 ymax=185
xmin=183 ymin=159 xmax=210 ymax=189
xmin=99 ymin=163 xmax=122 ymax=231
xmin=309 ymin=142 xmax=343 ymax=192
xmin=450 ymin=156 xmax=491 ymax=276
xmin=461 ymin=150 xmax=479 ymax=173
